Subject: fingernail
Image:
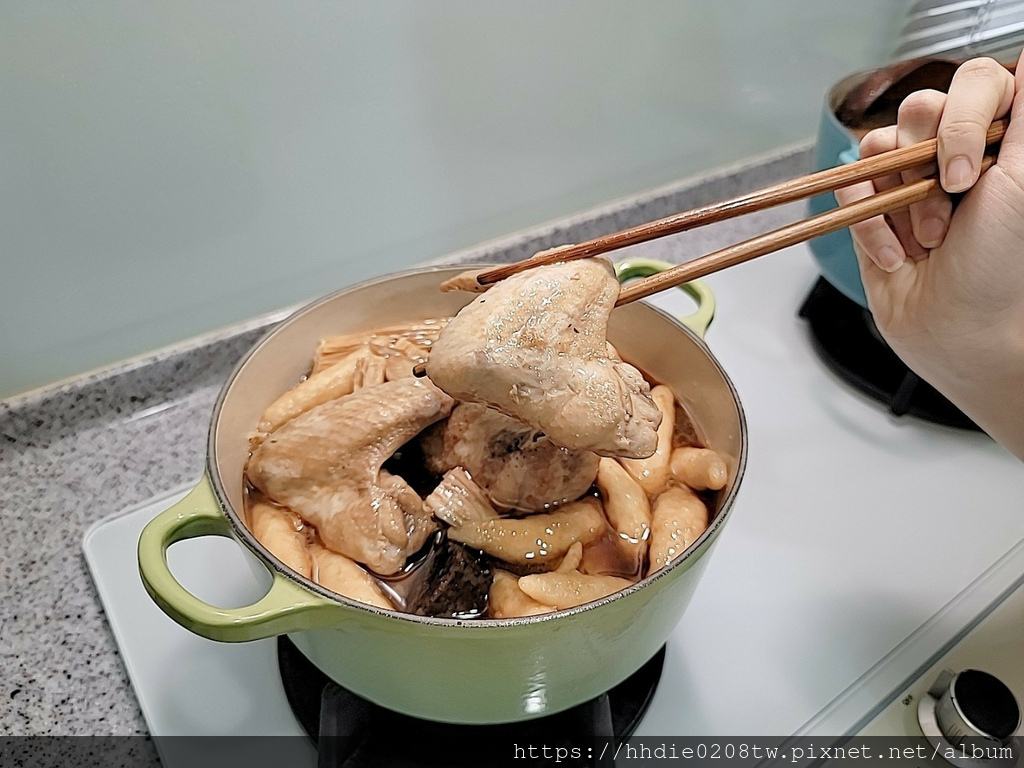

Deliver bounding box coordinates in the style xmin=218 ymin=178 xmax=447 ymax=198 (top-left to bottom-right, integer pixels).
xmin=876 ymin=246 xmax=904 ymax=273
xmin=919 ymin=216 xmax=946 ymax=247
xmin=945 ymin=155 xmax=975 ymax=192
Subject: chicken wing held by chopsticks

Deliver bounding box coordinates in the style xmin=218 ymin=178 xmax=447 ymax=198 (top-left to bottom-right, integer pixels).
xmin=426 ymin=258 xmax=661 ymax=459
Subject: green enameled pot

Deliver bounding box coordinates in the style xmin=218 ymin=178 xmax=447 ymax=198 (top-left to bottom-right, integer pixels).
xmin=138 ymin=259 xmax=747 ymax=724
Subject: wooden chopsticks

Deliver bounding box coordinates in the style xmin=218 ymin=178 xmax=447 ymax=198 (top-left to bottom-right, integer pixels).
xmin=410 ymin=118 xmax=1007 ymax=376
xmin=617 ymin=153 xmax=995 ymax=304
xmin=475 ymin=118 xmax=1008 ymax=302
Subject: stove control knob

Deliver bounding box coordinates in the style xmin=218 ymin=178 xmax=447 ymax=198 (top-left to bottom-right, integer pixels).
xmin=918 ymin=669 xmax=1021 ymax=767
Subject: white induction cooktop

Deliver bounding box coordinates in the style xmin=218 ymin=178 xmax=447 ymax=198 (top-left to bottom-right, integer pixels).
xmin=84 ymin=243 xmax=1024 ymax=766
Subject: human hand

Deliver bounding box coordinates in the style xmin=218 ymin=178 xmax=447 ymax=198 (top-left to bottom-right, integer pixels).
xmin=834 ymin=53 xmax=1024 ymax=460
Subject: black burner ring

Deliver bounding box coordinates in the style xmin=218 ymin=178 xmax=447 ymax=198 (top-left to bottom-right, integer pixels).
xmin=799 ymin=277 xmax=980 ymax=431
xmin=277 ymin=635 xmax=664 ymax=768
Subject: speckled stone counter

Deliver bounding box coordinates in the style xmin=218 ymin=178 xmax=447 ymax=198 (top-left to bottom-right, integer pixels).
xmin=0 ymin=144 xmax=811 ymax=738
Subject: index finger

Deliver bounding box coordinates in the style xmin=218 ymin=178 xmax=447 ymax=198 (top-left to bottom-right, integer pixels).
xmin=936 ymin=57 xmax=1015 ymax=193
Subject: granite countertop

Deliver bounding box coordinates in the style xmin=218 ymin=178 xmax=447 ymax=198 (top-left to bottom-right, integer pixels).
xmin=0 ymin=144 xmax=810 ymax=737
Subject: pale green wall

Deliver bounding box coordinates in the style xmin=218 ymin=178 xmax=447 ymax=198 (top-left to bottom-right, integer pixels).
xmin=0 ymin=1 xmax=902 ymax=397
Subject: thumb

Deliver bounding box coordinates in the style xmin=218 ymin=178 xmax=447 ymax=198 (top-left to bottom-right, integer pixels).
xmin=991 ymin=50 xmax=1024 ymax=181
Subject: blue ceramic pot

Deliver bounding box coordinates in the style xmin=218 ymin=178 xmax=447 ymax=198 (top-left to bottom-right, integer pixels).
xmin=807 ymin=80 xmax=867 ymax=307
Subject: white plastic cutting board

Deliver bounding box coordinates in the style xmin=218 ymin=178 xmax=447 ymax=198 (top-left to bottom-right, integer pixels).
xmin=83 ymin=487 xmax=317 ymax=766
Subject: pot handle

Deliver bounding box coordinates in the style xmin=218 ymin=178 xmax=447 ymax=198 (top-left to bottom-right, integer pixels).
xmin=615 ymin=258 xmax=716 ymax=338
xmin=138 ymin=475 xmax=341 ymax=642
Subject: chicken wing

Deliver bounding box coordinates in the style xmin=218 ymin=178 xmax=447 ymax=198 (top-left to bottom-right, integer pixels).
xmin=248 ymin=378 xmax=454 ymax=575
xmin=426 ymin=258 xmax=661 ymax=458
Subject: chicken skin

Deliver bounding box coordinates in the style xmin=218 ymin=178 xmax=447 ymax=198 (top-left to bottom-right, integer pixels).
xmin=248 ymin=378 xmax=453 ymax=574
xmin=427 ymin=258 xmax=661 ymax=458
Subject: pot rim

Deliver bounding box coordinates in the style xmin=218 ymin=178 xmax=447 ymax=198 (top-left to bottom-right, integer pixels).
xmin=206 ymin=262 xmax=748 ymax=628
